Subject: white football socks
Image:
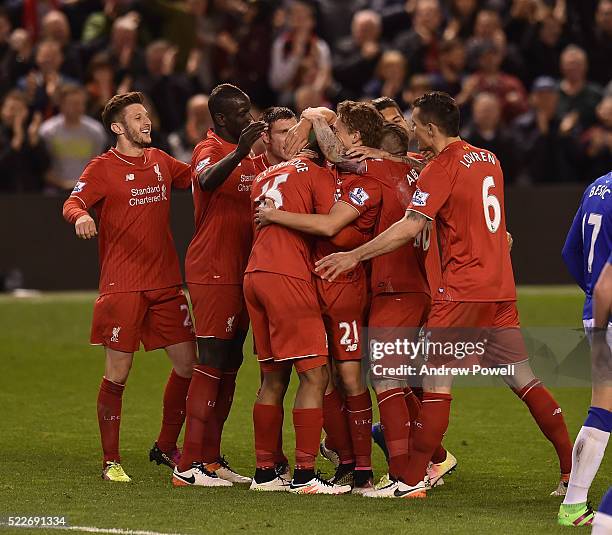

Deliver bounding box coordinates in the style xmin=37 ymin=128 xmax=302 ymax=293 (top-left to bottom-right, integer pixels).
xmin=563 ymin=426 xmax=610 ymax=505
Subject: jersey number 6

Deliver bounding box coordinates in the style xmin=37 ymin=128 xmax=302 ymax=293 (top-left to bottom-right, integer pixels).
xmin=482 ymin=176 xmax=501 ymax=233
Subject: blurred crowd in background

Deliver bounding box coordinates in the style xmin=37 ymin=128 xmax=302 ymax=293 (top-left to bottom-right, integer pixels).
xmin=0 ymin=0 xmax=610 ymax=194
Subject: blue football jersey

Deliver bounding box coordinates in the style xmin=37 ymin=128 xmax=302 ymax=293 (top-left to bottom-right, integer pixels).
xmin=562 ymin=172 xmax=612 ymax=319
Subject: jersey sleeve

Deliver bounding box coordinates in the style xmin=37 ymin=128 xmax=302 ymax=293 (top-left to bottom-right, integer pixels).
xmin=406 ymin=160 xmax=451 ymax=220
xmin=191 ymin=141 xmax=226 ymax=183
xmin=561 ymin=193 xmax=586 ymax=292
xmin=161 ymin=150 xmax=191 ymax=189
xmin=69 ymin=158 xmax=107 ymax=209
xmin=338 ymin=176 xmax=382 ymax=216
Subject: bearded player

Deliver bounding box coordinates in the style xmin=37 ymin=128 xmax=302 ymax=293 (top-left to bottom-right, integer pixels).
xmin=62 ymin=92 xmax=197 ymax=482
xmin=316 ymin=92 xmax=573 ymax=498
xmin=172 ymin=84 xmax=265 ymax=486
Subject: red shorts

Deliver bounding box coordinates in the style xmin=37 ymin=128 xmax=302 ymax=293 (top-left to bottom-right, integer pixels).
xmin=91 ymin=286 xmax=195 ymax=353
xmin=244 ymin=271 xmax=328 ymax=364
xmin=188 ymin=283 xmax=249 ymax=340
xmin=259 ymin=357 xmax=327 ymax=374
xmin=425 ymin=301 xmax=528 ymax=367
xmin=316 ymin=276 xmax=367 ymax=361
xmin=369 ymin=292 xmax=431 ymax=330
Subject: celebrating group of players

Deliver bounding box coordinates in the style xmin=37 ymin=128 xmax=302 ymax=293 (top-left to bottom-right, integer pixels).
xmin=63 ymin=85 xmax=580 ymax=503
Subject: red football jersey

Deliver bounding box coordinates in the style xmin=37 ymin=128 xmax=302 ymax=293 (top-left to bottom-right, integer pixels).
xmin=69 ymin=147 xmax=191 ymax=294
xmin=337 ymin=169 xmax=383 ymax=238
xmin=366 ymin=159 xmax=431 ymax=296
xmin=406 ymin=140 xmax=516 ymax=302
xmin=247 ymin=158 xmax=330 ymax=281
xmin=185 ymin=129 xmax=259 ymax=285
xmin=251 ymin=152 xmax=270 ymax=174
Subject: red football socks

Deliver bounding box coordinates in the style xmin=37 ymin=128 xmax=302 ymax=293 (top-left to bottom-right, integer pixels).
xmin=253 ymin=402 xmax=284 ymax=469
xmin=323 ymin=389 xmax=355 ymax=464
xmin=346 ymin=390 xmax=373 ymax=470
xmin=405 ymin=392 xmax=452 ymax=485
xmin=97 ymin=377 xmax=125 ymax=464
xmin=272 ymin=406 xmax=288 ymax=465
xmin=293 ymin=407 xmax=323 ymax=470
xmin=156 ymin=369 xmax=190 ymax=454
xmin=201 ymin=369 xmax=238 ymax=463
xmin=403 ymin=386 xmax=422 ymax=423
xmin=516 ymin=379 xmax=573 ymax=474
xmin=376 ymin=388 xmax=410 ymax=481
xmin=178 ymin=365 xmax=222 ymax=471
xmin=431 ymin=444 xmax=448 ymax=464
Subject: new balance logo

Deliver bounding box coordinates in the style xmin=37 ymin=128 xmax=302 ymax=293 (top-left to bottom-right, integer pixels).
xmin=110 ymin=326 xmax=121 ymax=343
xmin=553 ymin=407 xmax=562 ymax=416
xmin=125 ymin=173 xmax=135 ymax=181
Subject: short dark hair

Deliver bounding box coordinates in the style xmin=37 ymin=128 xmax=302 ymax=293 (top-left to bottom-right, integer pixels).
xmin=261 ymin=106 xmax=296 ymax=126
xmin=371 ymin=96 xmax=402 ymax=114
xmin=59 ymin=83 xmax=85 ymax=102
xmin=337 ymin=100 xmax=384 ymax=149
xmin=412 ymin=91 xmax=460 ymax=137
xmin=380 ymin=121 xmax=410 ymax=155
xmin=101 ymin=91 xmax=144 ymax=133
xmin=208 ymin=83 xmax=249 ymax=120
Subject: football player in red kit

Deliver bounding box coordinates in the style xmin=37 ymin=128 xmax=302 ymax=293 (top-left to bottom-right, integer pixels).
xmin=62 ymin=92 xmax=197 ymax=482
xmin=316 ymin=92 xmax=573 ymax=498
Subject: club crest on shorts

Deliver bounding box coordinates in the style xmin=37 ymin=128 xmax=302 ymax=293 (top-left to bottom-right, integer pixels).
xmin=110 ymin=326 xmax=121 ymax=343
xmin=349 ymin=187 xmax=369 ymax=206
xmin=412 ymin=188 xmax=430 ymax=207
xmin=226 ymin=315 xmax=235 ymax=333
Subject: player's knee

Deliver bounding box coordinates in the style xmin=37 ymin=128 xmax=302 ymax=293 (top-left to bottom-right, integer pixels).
xmin=196 ymin=337 xmax=231 ymax=368
xmin=260 ymin=373 xmax=290 ymax=403
xmin=372 ymin=378 xmax=405 ymax=394
xmin=298 ymin=364 xmax=329 ymax=390
xmin=338 ymin=371 xmax=364 ymax=396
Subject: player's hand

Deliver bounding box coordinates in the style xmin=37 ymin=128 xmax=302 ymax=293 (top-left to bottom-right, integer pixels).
xmin=345 ymin=146 xmax=387 ymax=161
xmin=506 ymin=231 xmax=513 ymax=251
xmin=236 ymin=120 xmax=266 ymax=159
xmin=296 ymin=148 xmax=320 ymax=160
xmin=254 ymin=198 xmax=276 ymax=228
xmin=75 ymin=214 xmax=97 ymax=239
xmin=315 ymin=251 xmax=359 ymax=282
xmin=284 ymin=119 xmax=311 ymax=158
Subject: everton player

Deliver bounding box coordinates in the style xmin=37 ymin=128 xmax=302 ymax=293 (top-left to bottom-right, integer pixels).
xmin=559 ymin=171 xmax=612 ymax=526
xmin=316 ymin=92 xmax=573 ymax=498
xmin=176 ymin=84 xmax=265 ymax=485
xmin=62 ymin=92 xmax=197 ymax=482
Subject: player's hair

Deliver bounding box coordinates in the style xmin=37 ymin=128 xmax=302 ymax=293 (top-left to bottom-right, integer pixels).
xmin=371 ymin=96 xmax=402 ymax=114
xmin=337 ymin=100 xmax=384 ymax=149
xmin=261 ymin=106 xmax=296 ymax=126
xmin=412 ymin=91 xmax=460 ymax=137
xmin=380 ymin=121 xmax=410 ymax=155
xmin=208 ymin=83 xmax=249 ymax=121
xmin=101 ymin=91 xmax=145 ymax=133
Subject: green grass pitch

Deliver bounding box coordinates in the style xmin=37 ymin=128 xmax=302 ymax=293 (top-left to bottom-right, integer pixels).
xmin=0 ymin=287 xmax=610 ymax=535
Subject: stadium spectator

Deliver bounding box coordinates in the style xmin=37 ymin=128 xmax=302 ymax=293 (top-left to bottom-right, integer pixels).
xmin=85 ymin=52 xmax=116 ymax=120
xmin=457 ymin=40 xmax=528 ymax=122
xmin=132 ymin=40 xmax=195 ymax=134
xmin=168 ymin=93 xmax=212 ymax=163
xmin=0 ymin=89 xmax=48 ymax=192
xmin=580 ymin=95 xmax=612 ymax=182
xmin=584 ymin=0 xmax=612 ymax=87
xmin=513 ymin=76 xmax=579 ymax=183
xmin=558 ymin=45 xmax=604 ymax=130
xmin=333 ymin=10 xmax=383 ymax=100
xmin=442 ymin=0 xmax=479 ymax=41
xmin=269 ymin=0 xmax=332 ymax=107
xmin=6 ymin=28 xmax=35 ymax=90
xmin=0 ymin=9 xmax=13 ymax=96
xmin=40 ymin=84 xmax=107 ymax=192
xmin=315 ymin=0 xmax=370 ymax=49
xmin=430 ymin=38 xmax=466 ymax=97
xmin=520 ymin=11 xmax=567 ymax=86
xmin=363 ymin=50 xmax=406 ymax=102
xmin=461 ymin=92 xmax=518 ymax=182
xmin=105 ymin=13 xmax=146 ymax=86
xmin=393 ymin=0 xmax=443 ymax=74
xmin=40 ymin=10 xmax=83 ymax=81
